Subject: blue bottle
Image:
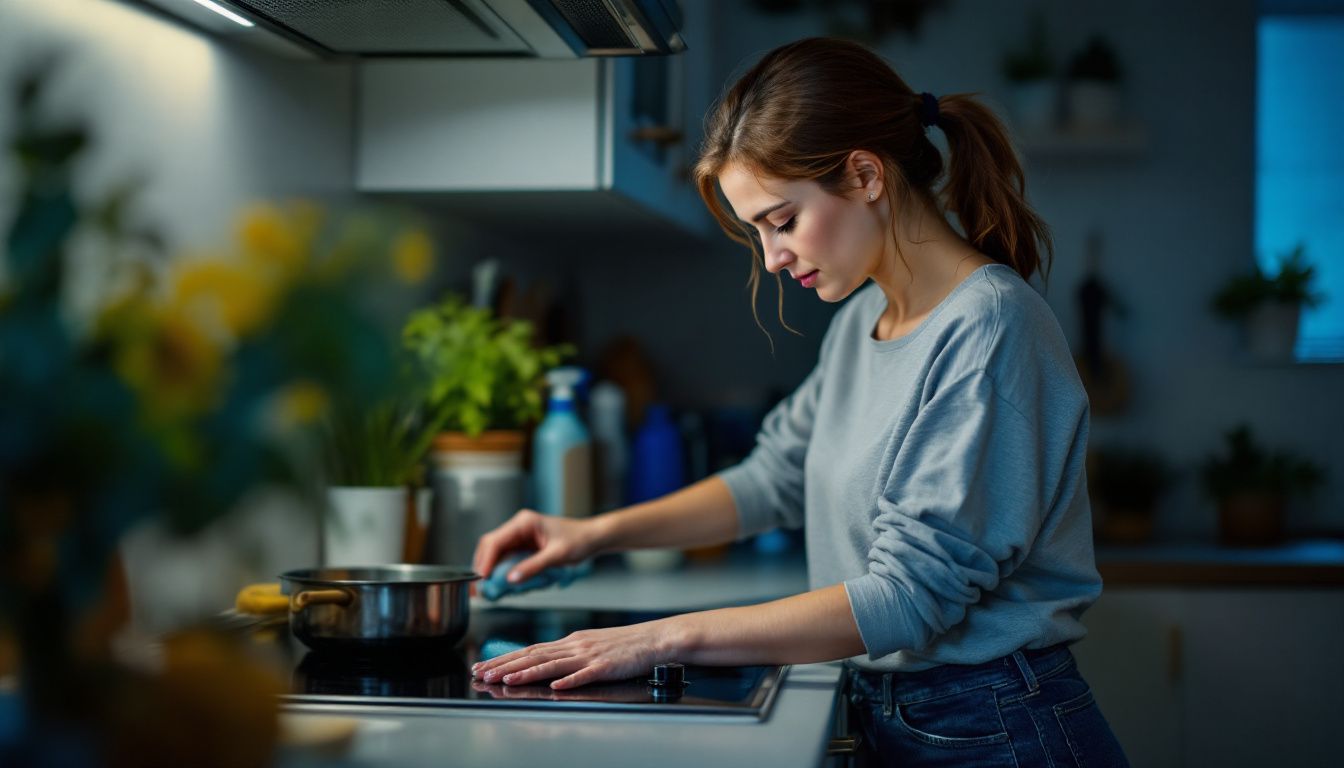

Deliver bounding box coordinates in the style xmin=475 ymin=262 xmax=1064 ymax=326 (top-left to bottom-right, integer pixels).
xmin=533 ymin=367 xmax=592 ymax=518
xmin=628 ymin=404 xmax=685 ymax=504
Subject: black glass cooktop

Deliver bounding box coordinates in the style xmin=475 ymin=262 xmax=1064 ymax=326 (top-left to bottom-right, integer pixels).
xmin=272 ymin=608 xmax=787 ymax=719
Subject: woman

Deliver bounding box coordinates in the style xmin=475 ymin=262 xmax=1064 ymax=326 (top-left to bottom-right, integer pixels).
xmin=472 ymin=37 xmax=1127 ymax=767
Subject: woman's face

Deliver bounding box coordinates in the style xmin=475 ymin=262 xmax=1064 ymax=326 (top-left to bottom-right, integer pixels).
xmin=717 ymin=160 xmax=885 ymax=303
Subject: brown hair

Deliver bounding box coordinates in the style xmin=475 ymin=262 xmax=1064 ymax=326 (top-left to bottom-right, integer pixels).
xmin=694 ymin=37 xmax=1053 ymax=337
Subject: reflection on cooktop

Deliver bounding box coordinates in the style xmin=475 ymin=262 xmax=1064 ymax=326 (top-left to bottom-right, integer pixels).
xmin=295 ymin=649 xmax=469 ymax=700
xmin=275 ymin=608 xmax=786 ymax=717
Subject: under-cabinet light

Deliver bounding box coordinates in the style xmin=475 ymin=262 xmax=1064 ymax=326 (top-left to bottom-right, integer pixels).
xmin=190 ymin=0 xmax=254 ymax=27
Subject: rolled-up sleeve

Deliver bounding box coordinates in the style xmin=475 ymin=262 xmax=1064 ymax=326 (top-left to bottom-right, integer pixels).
xmin=843 ymin=368 xmax=1068 ymax=659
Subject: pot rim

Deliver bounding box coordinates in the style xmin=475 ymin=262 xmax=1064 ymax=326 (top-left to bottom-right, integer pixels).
xmin=281 ymin=564 xmax=479 ymax=585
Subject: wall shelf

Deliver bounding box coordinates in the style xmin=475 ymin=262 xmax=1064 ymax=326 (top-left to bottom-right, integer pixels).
xmin=1017 ymin=122 xmax=1150 ymax=159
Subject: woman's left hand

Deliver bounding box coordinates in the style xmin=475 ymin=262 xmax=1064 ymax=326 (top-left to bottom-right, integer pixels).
xmin=471 ymin=619 xmax=685 ymax=690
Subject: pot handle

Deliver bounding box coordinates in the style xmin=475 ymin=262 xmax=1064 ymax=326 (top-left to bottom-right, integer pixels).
xmin=291 ymin=588 xmax=354 ymax=611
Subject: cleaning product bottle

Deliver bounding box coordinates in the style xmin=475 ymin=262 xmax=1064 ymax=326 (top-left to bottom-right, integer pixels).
xmin=533 ymin=367 xmax=592 ymax=518
xmin=589 ymin=381 xmax=628 ymax=513
xmin=628 ymin=404 xmax=684 ymax=504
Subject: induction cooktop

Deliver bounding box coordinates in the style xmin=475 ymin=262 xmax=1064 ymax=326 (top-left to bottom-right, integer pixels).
xmin=272 ymin=608 xmax=787 ymax=719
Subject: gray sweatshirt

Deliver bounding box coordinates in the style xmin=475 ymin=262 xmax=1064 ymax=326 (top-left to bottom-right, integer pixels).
xmin=718 ymin=264 xmax=1100 ymax=672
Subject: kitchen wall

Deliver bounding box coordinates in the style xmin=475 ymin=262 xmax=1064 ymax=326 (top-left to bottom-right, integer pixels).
xmin=2 ymin=0 xmax=1339 ymax=624
xmin=0 ymin=0 xmax=352 ymax=250
xmin=571 ymin=0 xmax=1344 ymax=539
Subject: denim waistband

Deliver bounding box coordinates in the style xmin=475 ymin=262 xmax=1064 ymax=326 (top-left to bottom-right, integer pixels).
xmin=845 ymin=643 xmax=1074 ymax=708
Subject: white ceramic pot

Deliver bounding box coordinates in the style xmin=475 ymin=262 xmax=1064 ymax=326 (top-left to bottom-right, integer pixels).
xmin=323 ymin=486 xmax=415 ymax=566
xmin=1245 ymin=302 xmax=1301 ymax=363
xmin=1066 ymin=81 xmax=1122 ymax=130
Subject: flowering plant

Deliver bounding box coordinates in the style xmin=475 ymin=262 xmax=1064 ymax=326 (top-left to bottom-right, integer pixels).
xmin=0 ymin=64 xmax=434 ymax=683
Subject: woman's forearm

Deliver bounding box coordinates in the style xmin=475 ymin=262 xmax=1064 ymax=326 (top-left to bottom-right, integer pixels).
xmin=666 ymin=584 xmax=866 ymax=666
xmin=472 ymin=583 xmax=867 ymax=689
xmin=589 ymin=475 xmax=740 ymax=553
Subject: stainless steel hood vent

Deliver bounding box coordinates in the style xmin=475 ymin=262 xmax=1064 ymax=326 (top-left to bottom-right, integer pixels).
xmin=212 ymin=0 xmax=687 ymax=58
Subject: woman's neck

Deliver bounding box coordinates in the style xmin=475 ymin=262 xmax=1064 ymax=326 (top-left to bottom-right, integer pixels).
xmin=869 ymin=202 xmax=993 ymax=340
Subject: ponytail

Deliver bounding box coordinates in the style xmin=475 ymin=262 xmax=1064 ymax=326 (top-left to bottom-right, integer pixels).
xmin=935 ymin=94 xmax=1053 ymax=283
xmin=695 ymin=38 xmax=1055 ymax=340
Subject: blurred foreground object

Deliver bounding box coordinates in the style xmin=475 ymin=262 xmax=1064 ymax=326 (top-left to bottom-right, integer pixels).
xmin=0 ymin=56 xmax=432 ymax=765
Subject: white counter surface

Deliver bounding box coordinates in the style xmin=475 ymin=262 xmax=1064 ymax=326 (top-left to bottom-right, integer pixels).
xmin=280 ymin=551 xmax=846 ymax=768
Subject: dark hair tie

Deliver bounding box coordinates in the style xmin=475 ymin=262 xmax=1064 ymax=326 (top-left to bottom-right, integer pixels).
xmin=919 ymin=92 xmax=940 ymax=128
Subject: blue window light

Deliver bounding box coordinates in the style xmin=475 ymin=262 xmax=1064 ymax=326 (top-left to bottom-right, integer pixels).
xmin=1256 ymin=14 xmax=1344 ymax=361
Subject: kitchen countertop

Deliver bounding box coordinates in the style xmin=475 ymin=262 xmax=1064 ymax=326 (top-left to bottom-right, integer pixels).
xmin=282 ymin=662 xmax=845 ymax=768
xmin=479 ymin=550 xmax=811 ymax=612
xmin=275 ymin=539 xmax=1344 ymax=764
xmin=1095 ymin=538 xmax=1344 ymax=586
xmin=280 ymin=549 xmax=844 ymax=768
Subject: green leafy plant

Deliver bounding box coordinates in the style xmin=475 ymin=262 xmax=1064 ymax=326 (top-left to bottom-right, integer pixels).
xmin=1211 ymin=244 xmax=1325 ymax=319
xmin=402 ymin=295 xmax=572 ymax=438
xmin=318 ymin=382 xmax=444 ymax=487
xmin=1200 ymin=424 xmax=1323 ymax=503
xmin=1067 ymin=36 xmax=1122 ymax=82
xmin=1002 ymin=13 xmax=1054 ymax=82
xmin=1090 ymin=447 xmax=1171 ymax=514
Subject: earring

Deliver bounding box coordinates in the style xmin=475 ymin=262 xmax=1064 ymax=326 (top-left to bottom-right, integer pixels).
xmin=866 ymin=192 xmax=876 ymax=202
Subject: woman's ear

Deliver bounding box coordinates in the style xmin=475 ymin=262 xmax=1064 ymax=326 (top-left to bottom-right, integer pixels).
xmin=846 ymin=150 xmax=885 ymax=201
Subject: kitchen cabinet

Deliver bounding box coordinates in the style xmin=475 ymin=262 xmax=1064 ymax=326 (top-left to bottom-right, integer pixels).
xmin=355 ymin=1 xmax=715 ymax=240
xmin=1072 ymin=587 xmax=1344 ymax=768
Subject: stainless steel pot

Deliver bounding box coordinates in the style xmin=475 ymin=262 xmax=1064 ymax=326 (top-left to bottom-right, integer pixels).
xmin=279 ymin=565 xmax=479 ymax=653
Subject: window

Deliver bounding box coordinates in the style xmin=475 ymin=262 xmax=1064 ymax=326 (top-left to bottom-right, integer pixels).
xmin=1256 ymin=10 xmax=1344 ymax=361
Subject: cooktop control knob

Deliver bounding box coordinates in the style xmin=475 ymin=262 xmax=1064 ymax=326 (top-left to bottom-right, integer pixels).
xmin=648 ymin=662 xmax=688 ymax=700
xmin=650 ymin=662 xmax=686 ymax=687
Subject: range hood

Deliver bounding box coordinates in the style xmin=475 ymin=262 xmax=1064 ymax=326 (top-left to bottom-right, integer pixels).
xmin=160 ymin=0 xmax=687 ymax=58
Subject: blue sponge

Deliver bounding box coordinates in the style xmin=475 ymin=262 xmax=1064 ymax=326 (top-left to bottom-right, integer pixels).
xmin=478 ymin=637 xmax=528 ymax=662
xmin=478 ymin=551 xmax=589 ymax=601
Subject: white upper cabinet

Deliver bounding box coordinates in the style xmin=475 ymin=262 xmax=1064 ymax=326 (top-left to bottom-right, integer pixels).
xmin=355 ymin=2 xmax=714 ymax=239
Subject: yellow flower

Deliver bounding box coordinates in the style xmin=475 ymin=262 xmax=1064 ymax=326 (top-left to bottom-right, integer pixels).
xmin=392 ymin=229 xmax=433 ymax=284
xmin=238 ymin=202 xmax=308 ymax=281
xmin=268 ymin=380 xmax=329 ymax=430
xmin=171 ymin=257 xmax=275 ymax=339
xmin=114 ymin=302 xmax=225 ymax=420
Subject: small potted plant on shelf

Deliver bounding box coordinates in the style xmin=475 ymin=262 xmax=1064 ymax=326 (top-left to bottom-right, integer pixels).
xmin=1001 ymin=11 xmax=1057 ymax=132
xmin=1211 ymin=243 xmax=1324 ymax=363
xmin=402 ymin=294 xmax=572 ymax=566
xmin=1088 ymin=447 xmax=1172 ymax=545
xmin=1066 ymin=35 xmax=1123 ymax=130
xmin=1200 ymin=425 xmax=1323 ymax=546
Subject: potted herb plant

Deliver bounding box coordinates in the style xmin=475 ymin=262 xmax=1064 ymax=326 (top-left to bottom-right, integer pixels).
xmin=1088 ymin=447 xmax=1172 ymax=544
xmin=1201 ymin=425 xmax=1323 ymax=546
xmin=1211 ymin=244 xmax=1323 ymax=363
xmin=1001 ymin=12 xmax=1057 ymax=132
xmin=402 ymin=295 xmax=571 ymax=566
xmin=319 ymin=381 xmax=444 ymax=566
xmin=1066 ymin=35 xmax=1123 ymax=130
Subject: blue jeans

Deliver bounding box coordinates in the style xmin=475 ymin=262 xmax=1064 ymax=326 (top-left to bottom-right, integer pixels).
xmin=845 ymin=645 xmax=1128 ymax=767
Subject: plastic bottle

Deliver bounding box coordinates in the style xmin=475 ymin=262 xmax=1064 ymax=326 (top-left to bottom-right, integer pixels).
xmin=532 ymin=367 xmax=592 ymax=518
xmin=589 ymin=381 xmax=628 ymax=513
xmin=624 ymin=404 xmax=686 ymax=572
xmin=628 ymin=404 xmax=685 ymax=504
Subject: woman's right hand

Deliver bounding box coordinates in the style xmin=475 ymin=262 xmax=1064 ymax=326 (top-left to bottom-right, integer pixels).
xmin=471 ymin=509 xmax=602 ymax=590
